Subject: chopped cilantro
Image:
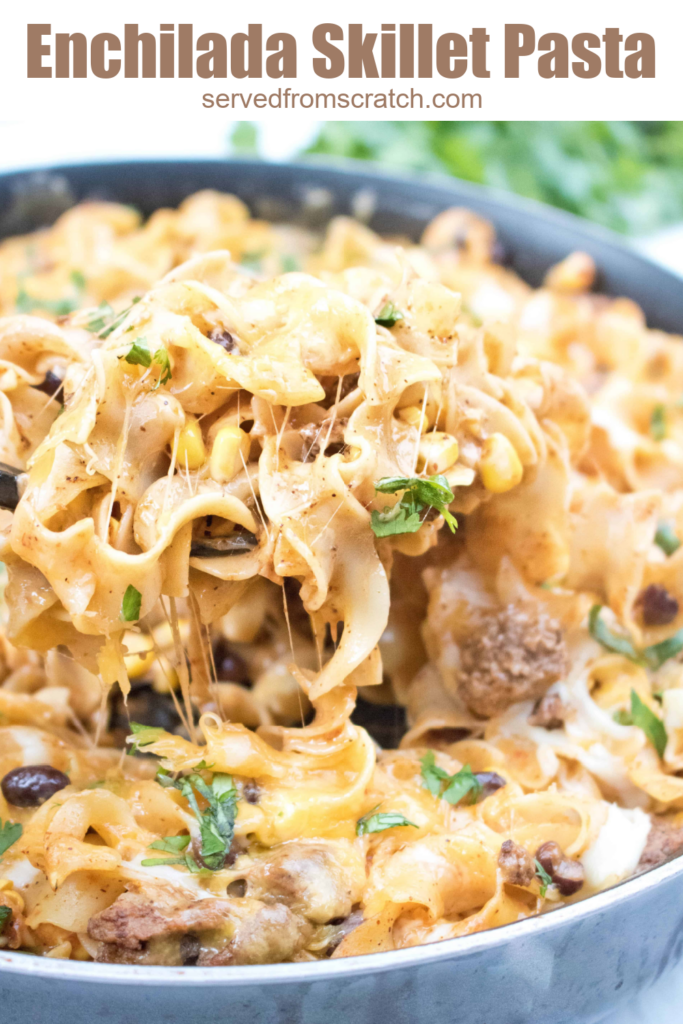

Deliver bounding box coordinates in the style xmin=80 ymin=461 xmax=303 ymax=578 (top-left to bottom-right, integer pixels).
xmin=629 ymin=689 xmax=668 ymax=758
xmin=371 ymin=475 xmax=457 ymax=538
xmin=122 ymin=338 xmax=171 ymax=387
xmin=0 ymin=818 xmax=22 ymax=858
xmin=650 ymin=404 xmax=667 ymax=441
xmin=535 ymin=859 xmax=553 ymax=898
xmin=128 ymin=722 xmax=166 ymax=754
xmin=16 ymin=288 xmax=79 ymax=317
xmin=15 ymin=269 xmax=85 ymax=317
xmin=0 ymin=905 xmax=12 ymax=931
xmin=356 ymin=807 xmax=418 ymax=836
xmin=588 ymin=605 xmax=641 ymax=663
xmin=655 ymin=521 xmax=681 ymax=557
xmin=93 ymin=297 xmax=141 ymax=339
xmin=590 ymin=604 xmax=683 ymax=672
xmin=121 ymin=584 xmax=142 ymax=622
xmin=86 ymin=301 xmax=115 ymax=334
xmin=123 ymin=338 xmax=152 ymax=369
xmin=643 ymin=629 xmax=683 ymax=670
xmin=371 ymin=504 xmax=423 ymax=536
xmin=240 ymin=252 xmax=264 ymax=272
xmin=147 ymin=767 xmax=238 ymax=872
xmin=375 ymin=302 xmax=404 ymax=328
xmin=420 ymin=751 xmax=482 ymax=806
xmin=70 ymin=269 xmax=86 ymax=290
xmin=613 ymin=708 xmax=634 ymax=726
xmin=151 ymin=347 xmax=172 ymax=388
xmin=442 ymin=765 xmax=482 ymax=806
xmin=280 ymin=254 xmax=299 ymax=272
xmin=148 ymin=836 xmax=191 ymax=854
xmin=420 ymin=750 xmax=452 ymax=797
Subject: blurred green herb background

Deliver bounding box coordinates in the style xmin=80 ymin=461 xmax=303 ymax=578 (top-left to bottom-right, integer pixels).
xmin=232 ymin=121 xmax=683 ymax=237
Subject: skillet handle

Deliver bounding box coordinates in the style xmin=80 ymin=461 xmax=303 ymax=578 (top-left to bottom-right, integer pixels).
xmin=0 ymin=462 xmax=25 ymax=511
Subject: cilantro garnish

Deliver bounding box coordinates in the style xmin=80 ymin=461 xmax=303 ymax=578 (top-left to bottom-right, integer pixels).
xmin=149 ymin=836 xmax=191 ymax=853
xmin=280 ymin=254 xmax=299 ymax=272
xmin=86 ymin=301 xmax=115 ymax=334
xmin=148 ymin=767 xmax=238 ymax=872
xmin=122 ymin=338 xmax=172 ymax=387
xmin=655 ymin=521 xmax=681 ymax=557
xmin=240 ymin=252 xmax=264 ymax=272
xmin=650 ymin=404 xmax=667 ymax=441
xmin=589 ymin=604 xmax=683 ymax=672
xmin=613 ymin=709 xmax=634 ymax=726
xmin=356 ymin=806 xmax=418 ymax=836
xmin=0 ymin=818 xmax=22 ymax=858
xmin=588 ymin=605 xmax=641 ymax=663
xmin=15 ymin=268 xmax=86 ymax=317
xmin=643 ymin=630 xmax=683 ymax=671
xmin=91 ymin=297 xmax=141 ymax=339
xmin=121 ymin=585 xmax=142 ymax=622
xmin=535 ymin=859 xmax=553 ymax=898
xmin=371 ymin=475 xmax=457 ymax=538
xmin=615 ymin=689 xmax=668 ymax=758
xmin=375 ymin=302 xmax=404 ymax=328
xmin=0 ymin=905 xmax=12 ymax=932
xmin=128 ymin=722 xmax=166 ymax=755
xmin=420 ymin=751 xmax=482 ymax=806
xmin=151 ymin=347 xmax=172 ymax=388
xmin=123 ymin=338 xmax=152 ymax=368
xmin=141 ymin=835 xmax=196 ymax=869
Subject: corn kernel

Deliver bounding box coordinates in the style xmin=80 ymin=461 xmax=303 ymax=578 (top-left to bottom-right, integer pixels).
xmin=123 ymin=631 xmax=155 ymax=680
xmin=398 ymin=405 xmax=428 ymax=432
xmin=176 ymin=417 xmax=206 ymax=470
xmin=417 ymin=432 xmax=460 ymax=475
xmin=210 ymin=425 xmax=250 ymax=483
xmin=45 ymin=941 xmax=73 ymax=959
xmin=151 ymin=657 xmax=179 ymax=694
xmin=479 ymin=433 xmax=523 ymax=493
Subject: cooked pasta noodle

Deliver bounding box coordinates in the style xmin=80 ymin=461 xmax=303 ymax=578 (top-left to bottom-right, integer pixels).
xmin=0 ymin=190 xmax=681 ymax=965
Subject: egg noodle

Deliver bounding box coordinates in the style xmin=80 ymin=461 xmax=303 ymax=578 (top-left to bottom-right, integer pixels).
xmin=0 ymin=190 xmax=681 ymax=966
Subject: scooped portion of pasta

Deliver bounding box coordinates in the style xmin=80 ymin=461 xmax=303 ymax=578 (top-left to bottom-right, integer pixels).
xmin=0 ymin=191 xmax=681 ymax=965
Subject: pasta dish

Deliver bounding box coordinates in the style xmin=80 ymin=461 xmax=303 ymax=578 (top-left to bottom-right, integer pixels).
xmin=0 ymin=189 xmax=681 ymax=967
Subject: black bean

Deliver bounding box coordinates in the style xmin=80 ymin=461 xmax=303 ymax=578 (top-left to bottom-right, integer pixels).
xmin=1 ymin=764 xmax=70 ymax=807
xmin=491 ymin=240 xmax=512 ymax=266
xmin=242 ymin=780 xmax=260 ymax=804
xmin=224 ymin=836 xmax=247 ymax=867
xmin=209 ymin=328 xmax=238 ymax=353
xmin=32 ymin=370 xmax=64 ymax=398
xmin=536 ymin=840 xmax=563 ymax=876
xmin=475 ymin=771 xmax=507 ymax=800
xmin=536 ymin=840 xmax=584 ymax=897
xmin=109 ymin=682 xmax=182 ymax=736
xmin=551 ymin=859 xmax=585 ymax=897
xmin=324 ymin=908 xmax=364 ymax=956
xmin=529 ymin=693 xmax=565 ymax=730
xmin=226 ymin=878 xmax=247 ymax=898
xmin=351 ymin=697 xmax=407 ymax=750
xmin=179 ymin=933 xmax=201 ymax=966
xmin=638 ymin=584 xmax=679 ymax=627
xmin=190 ymin=530 xmax=258 ymax=558
xmin=212 ymin=639 xmax=250 ymax=685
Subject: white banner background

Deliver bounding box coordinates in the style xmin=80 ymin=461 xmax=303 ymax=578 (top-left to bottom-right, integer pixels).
xmin=0 ymin=0 xmax=680 ymax=124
